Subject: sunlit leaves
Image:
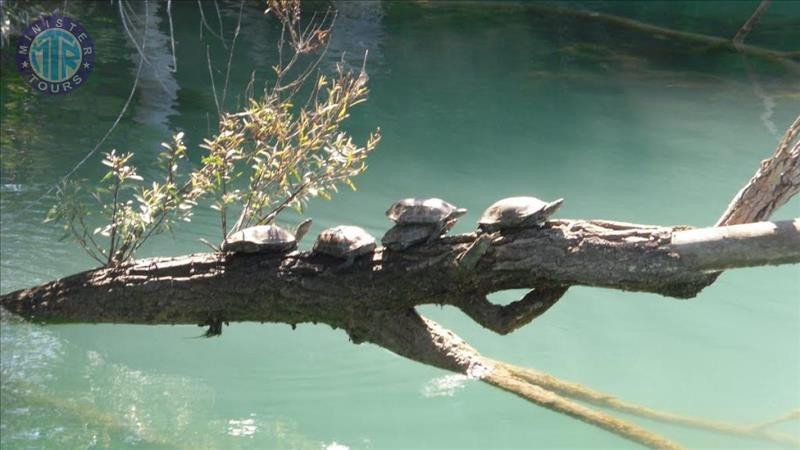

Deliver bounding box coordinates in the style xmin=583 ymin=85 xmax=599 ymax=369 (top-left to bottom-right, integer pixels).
xmin=48 ymin=1 xmax=380 ymax=265
xmin=49 ymin=133 xmax=197 ymax=266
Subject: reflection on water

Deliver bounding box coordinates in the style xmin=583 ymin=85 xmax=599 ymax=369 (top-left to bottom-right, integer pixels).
xmin=421 ymin=374 xmax=470 ymax=398
xmin=0 ymin=312 xmax=343 ymax=449
xmin=1 ymin=1 xmax=799 ymax=449
xmin=227 ymin=415 xmax=258 ymax=437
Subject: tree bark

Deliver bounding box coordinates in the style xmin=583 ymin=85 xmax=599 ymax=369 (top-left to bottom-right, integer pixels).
xmin=2 ymin=219 xmax=798 ymax=329
xmin=717 ymin=116 xmax=800 ymax=226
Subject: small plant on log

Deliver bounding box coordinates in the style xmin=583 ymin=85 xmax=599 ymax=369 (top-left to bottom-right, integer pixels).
xmin=46 ymin=133 xmax=197 ymax=266
xmin=45 ymin=0 xmax=380 ymax=265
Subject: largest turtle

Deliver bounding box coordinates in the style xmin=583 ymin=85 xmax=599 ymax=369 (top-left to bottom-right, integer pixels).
xmin=386 ymin=197 xmax=466 ymax=225
xmin=384 ymin=198 xmax=466 ymax=246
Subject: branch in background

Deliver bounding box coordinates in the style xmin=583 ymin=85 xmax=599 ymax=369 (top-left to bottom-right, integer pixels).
xmin=205 ymin=45 xmax=222 ymax=116
xmin=716 ymin=116 xmax=800 ymax=226
xmin=733 ymin=0 xmax=772 ymax=45
xmin=478 ymin=2 xmax=799 ymax=70
xmin=213 ymin=0 xmax=225 ymax=39
xmin=166 ymin=0 xmax=177 ymax=72
xmin=118 ymin=0 xmax=151 ymax=65
xmin=196 ymin=0 xmax=227 ymax=48
xmin=220 ymin=0 xmax=244 ymax=111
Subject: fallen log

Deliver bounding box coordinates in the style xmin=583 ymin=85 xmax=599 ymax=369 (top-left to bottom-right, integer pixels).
xmin=1 ymin=219 xmax=797 ymax=333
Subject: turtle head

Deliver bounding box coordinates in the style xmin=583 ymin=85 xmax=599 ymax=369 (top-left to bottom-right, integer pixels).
xmin=450 ymin=208 xmax=468 ymax=220
xmin=544 ymin=198 xmax=564 ymax=217
xmin=294 ymin=218 xmax=313 ymax=242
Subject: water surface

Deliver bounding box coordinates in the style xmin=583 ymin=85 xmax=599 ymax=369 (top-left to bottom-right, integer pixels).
xmin=1 ymin=1 xmax=799 ymax=449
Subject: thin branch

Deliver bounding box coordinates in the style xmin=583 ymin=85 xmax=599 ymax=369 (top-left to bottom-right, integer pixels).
xmin=118 ymin=0 xmax=151 ymax=65
xmin=733 ymin=0 xmax=772 ymax=45
xmin=166 ymin=0 xmax=177 ymax=72
xmin=213 ymin=0 xmax=225 ymax=39
xmin=254 ymin=181 xmax=308 ymax=227
xmin=220 ymin=0 xmax=244 ymax=111
xmin=196 ymin=0 xmax=227 ymax=48
xmin=205 ymin=45 xmax=221 ymax=117
xmin=106 ymin=178 xmax=121 ymax=266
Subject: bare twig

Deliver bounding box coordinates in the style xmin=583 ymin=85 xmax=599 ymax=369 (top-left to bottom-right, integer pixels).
xmin=213 ymin=0 xmax=225 ymax=42
xmin=733 ymin=0 xmax=772 ymax=45
xmin=220 ymin=0 xmax=245 ymax=111
xmin=166 ymin=0 xmax=177 ymax=72
xmin=118 ymin=0 xmax=151 ymax=65
xmin=205 ymin=45 xmax=221 ymax=117
xmin=196 ymin=0 xmax=227 ymax=48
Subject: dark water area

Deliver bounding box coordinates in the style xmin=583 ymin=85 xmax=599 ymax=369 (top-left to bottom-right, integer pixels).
xmin=1 ymin=1 xmax=799 ymax=449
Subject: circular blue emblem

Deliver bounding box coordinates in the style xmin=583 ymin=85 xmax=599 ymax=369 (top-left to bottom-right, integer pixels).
xmin=15 ymin=16 xmax=95 ymax=95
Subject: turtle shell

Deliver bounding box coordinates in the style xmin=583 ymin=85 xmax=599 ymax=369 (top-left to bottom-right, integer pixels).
xmin=478 ymin=197 xmax=563 ymax=232
xmin=313 ymin=225 xmax=376 ymax=259
xmin=386 ymin=198 xmax=467 ymax=224
xmin=222 ymin=225 xmax=297 ymax=253
xmin=381 ymin=223 xmax=437 ymax=251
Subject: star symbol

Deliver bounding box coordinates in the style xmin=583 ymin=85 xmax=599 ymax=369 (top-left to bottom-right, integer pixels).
xmin=83 ymin=62 xmax=91 ymax=69
xmin=21 ymin=60 xmax=28 ymax=68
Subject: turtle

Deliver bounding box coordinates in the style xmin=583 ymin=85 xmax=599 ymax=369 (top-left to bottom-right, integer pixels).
xmin=385 ymin=198 xmax=466 ymax=243
xmin=381 ymin=219 xmax=457 ymax=251
xmin=478 ymin=196 xmax=563 ymax=232
xmin=221 ymin=218 xmax=312 ymax=253
xmin=313 ymin=225 xmax=377 ymax=267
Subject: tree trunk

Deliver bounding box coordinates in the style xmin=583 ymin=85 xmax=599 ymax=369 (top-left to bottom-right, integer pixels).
xmin=2 ymin=219 xmax=797 ymax=330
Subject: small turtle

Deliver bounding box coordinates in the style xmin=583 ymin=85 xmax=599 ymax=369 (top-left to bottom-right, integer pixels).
xmin=313 ymin=225 xmax=376 ymax=267
xmin=222 ymin=219 xmax=312 ymax=253
xmin=385 ymin=198 xmax=466 ymax=243
xmin=381 ymin=219 xmax=457 ymax=251
xmin=478 ymin=196 xmax=563 ymax=232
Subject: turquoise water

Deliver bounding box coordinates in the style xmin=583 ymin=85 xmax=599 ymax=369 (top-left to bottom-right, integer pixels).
xmin=1 ymin=1 xmax=799 ymax=449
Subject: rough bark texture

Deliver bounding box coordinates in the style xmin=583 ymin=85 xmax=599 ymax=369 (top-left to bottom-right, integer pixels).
xmin=717 ymin=116 xmax=800 ymax=226
xmin=6 ymin=219 xmax=799 ymax=329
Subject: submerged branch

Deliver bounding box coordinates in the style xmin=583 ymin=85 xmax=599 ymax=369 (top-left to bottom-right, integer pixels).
xmin=524 ymin=3 xmax=799 ymax=70
xmin=495 ymin=363 xmax=800 ymax=447
xmin=733 ymin=0 xmax=772 ymax=46
xmin=355 ymin=311 xmax=797 ymax=450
